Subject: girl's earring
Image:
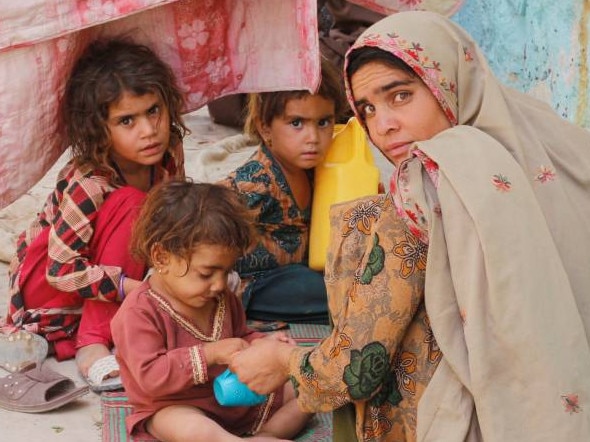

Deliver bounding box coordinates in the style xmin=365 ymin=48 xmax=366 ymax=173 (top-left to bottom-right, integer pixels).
xmin=265 ymin=138 xmax=272 ymax=147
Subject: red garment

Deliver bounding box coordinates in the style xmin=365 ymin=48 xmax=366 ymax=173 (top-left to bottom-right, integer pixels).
xmin=111 ymin=281 xmax=284 ymax=437
xmin=16 ymin=187 xmax=146 ymax=360
xmin=5 ymin=143 xmax=184 ymax=360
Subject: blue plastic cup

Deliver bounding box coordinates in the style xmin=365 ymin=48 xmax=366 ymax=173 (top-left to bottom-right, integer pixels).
xmin=213 ymin=368 xmax=267 ymax=407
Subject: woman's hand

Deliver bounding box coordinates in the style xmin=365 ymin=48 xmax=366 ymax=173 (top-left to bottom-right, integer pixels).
xmin=266 ymin=331 xmax=297 ymax=346
xmin=229 ymin=337 xmax=295 ymax=394
xmin=204 ymin=338 xmax=249 ymax=365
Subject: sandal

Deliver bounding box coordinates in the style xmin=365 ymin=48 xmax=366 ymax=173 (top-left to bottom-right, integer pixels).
xmin=0 ymin=330 xmax=48 ymax=373
xmin=85 ymin=354 xmax=123 ymax=392
xmin=0 ymin=364 xmax=89 ymax=413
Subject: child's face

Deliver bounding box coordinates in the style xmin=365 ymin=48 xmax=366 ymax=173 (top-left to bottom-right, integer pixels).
xmin=260 ymin=94 xmax=335 ymax=171
xmin=153 ymin=243 xmax=239 ymax=315
xmin=107 ymin=90 xmax=171 ymax=171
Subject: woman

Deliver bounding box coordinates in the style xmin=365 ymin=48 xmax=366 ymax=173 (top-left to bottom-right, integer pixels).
xmin=230 ymin=11 xmax=590 ymax=441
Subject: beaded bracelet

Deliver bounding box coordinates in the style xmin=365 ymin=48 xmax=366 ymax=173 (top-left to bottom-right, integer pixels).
xmin=118 ymin=273 xmax=127 ymax=301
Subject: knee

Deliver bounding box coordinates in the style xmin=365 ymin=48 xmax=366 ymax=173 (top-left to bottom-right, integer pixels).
xmin=174 ymin=422 xmax=206 ymax=441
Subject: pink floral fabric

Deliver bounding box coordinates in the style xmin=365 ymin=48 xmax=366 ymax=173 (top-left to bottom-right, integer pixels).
xmin=0 ymin=0 xmax=320 ymax=209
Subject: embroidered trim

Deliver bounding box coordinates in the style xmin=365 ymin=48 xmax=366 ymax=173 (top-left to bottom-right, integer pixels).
xmin=146 ymin=289 xmax=226 ymax=342
xmin=391 ymin=159 xmax=431 ymax=245
xmin=250 ymin=392 xmax=276 ymax=435
xmin=189 ymin=345 xmax=207 ymax=384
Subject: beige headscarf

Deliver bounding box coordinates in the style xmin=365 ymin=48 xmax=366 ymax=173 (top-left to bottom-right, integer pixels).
xmin=345 ymin=11 xmax=590 ymax=441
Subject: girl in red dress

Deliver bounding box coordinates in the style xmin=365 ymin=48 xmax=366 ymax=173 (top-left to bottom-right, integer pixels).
xmin=112 ymin=179 xmax=311 ymax=441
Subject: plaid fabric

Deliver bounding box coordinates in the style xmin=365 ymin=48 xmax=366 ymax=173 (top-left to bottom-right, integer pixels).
xmin=101 ymin=324 xmax=331 ymax=442
xmin=6 ymin=143 xmax=183 ymax=336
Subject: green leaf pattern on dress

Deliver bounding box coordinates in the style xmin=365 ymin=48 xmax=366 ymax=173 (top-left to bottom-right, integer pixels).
xmin=360 ymin=233 xmax=385 ymax=284
xmin=344 ymin=341 xmax=389 ymax=400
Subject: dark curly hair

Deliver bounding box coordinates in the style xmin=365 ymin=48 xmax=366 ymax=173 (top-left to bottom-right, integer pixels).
xmin=130 ymin=179 xmax=255 ymax=270
xmin=59 ymin=37 xmax=189 ymax=180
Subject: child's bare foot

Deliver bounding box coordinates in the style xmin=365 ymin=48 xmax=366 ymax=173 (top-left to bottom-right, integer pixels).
xmin=76 ymin=343 xmax=117 ymax=378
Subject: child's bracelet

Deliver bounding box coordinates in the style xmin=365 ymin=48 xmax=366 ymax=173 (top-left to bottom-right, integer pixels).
xmin=118 ymin=273 xmax=127 ymax=301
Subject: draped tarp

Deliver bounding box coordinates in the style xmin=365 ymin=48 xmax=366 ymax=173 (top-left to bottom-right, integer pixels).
xmin=0 ymin=0 xmax=320 ymax=209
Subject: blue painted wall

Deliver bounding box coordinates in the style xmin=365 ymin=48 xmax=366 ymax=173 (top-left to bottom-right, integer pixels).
xmin=452 ymin=0 xmax=589 ymax=128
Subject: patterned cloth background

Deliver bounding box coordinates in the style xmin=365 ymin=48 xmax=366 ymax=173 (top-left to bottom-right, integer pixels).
xmin=0 ymin=0 xmax=320 ymax=209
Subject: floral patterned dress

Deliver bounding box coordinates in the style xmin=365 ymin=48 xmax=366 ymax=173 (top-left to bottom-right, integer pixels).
xmin=218 ymin=144 xmax=312 ymax=295
xmin=288 ymin=194 xmax=440 ymax=441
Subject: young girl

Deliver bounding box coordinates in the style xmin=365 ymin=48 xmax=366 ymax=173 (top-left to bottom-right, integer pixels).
xmin=218 ymin=58 xmax=345 ymax=325
xmin=111 ymin=179 xmax=310 ymax=441
xmin=3 ymin=37 xmax=187 ymax=389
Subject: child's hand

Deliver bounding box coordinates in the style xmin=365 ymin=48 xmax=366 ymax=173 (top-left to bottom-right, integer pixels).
xmin=204 ymin=338 xmax=249 ymax=366
xmin=122 ymin=277 xmax=143 ymax=299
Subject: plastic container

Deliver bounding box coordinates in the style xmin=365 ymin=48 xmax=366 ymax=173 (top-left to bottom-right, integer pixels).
xmin=309 ymin=117 xmax=380 ymax=271
xmin=213 ymin=368 xmax=267 ymax=407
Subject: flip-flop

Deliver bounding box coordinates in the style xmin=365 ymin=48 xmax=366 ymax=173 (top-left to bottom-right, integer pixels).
xmin=85 ymin=354 xmax=123 ymax=392
xmin=0 ymin=330 xmax=48 ymax=373
xmin=0 ymin=364 xmax=89 ymax=413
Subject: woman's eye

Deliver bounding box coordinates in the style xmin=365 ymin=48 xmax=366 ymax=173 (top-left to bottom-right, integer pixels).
xmin=393 ymin=91 xmax=411 ymax=103
xmin=359 ymin=103 xmax=376 ymax=119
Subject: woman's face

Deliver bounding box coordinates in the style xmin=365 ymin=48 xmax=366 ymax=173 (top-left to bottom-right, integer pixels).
xmin=350 ymin=61 xmax=451 ymax=166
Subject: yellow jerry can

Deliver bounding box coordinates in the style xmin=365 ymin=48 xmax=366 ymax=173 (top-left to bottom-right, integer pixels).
xmin=308 ymin=117 xmax=380 ymax=271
